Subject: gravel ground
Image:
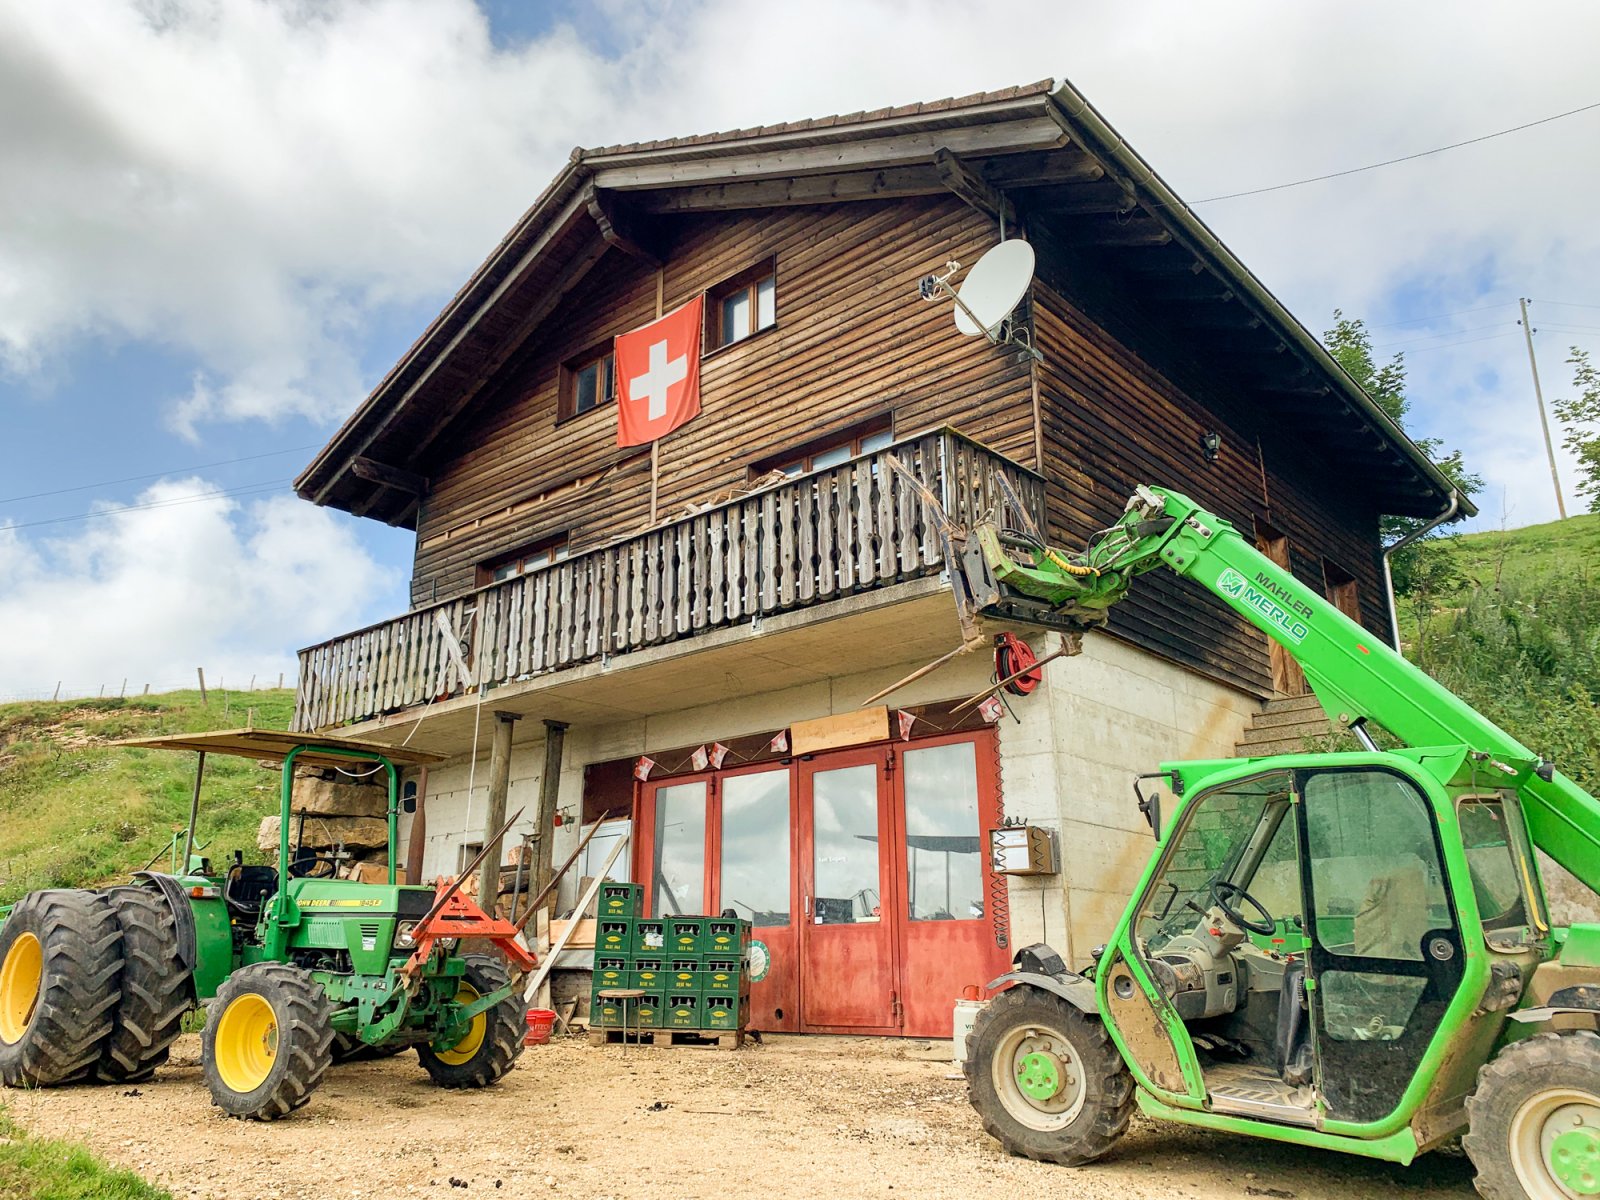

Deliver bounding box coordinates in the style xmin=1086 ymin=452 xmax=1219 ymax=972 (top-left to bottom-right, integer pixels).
xmin=7 ymin=1032 xmax=1479 ymax=1200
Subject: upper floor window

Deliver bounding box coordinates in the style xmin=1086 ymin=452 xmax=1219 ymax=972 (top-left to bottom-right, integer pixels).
xmin=560 ymin=345 xmax=615 ymax=421
xmin=756 ymin=419 xmax=894 ymax=480
xmin=708 ymin=259 xmax=776 ymax=350
xmin=477 ymin=532 xmax=570 ymax=587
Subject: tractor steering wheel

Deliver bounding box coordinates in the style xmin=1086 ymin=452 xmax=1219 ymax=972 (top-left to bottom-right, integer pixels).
xmin=1209 ymin=880 xmax=1276 ymax=936
xmin=289 ymin=851 xmax=341 ymax=879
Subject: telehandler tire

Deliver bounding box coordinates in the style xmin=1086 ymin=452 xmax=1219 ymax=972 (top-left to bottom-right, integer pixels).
xmin=98 ymin=886 xmax=193 ymax=1083
xmin=203 ymin=962 xmax=333 ymax=1120
xmin=0 ymin=889 xmax=123 ymax=1087
xmin=417 ymin=955 xmax=524 ymax=1089
xmin=964 ymin=985 xmax=1134 ymax=1166
xmin=1465 ymin=1029 xmax=1600 ymax=1200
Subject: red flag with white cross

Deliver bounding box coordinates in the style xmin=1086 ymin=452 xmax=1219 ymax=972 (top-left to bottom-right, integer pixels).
xmin=615 ymin=296 xmax=704 ymax=447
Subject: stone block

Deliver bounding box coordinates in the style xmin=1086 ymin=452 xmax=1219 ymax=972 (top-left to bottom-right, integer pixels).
xmin=257 ymin=814 xmax=390 ymax=854
xmin=291 ymin=776 xmax=387 ymax=818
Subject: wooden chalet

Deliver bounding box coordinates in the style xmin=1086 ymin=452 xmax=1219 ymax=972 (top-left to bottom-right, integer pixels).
xmin=290 ymin=78 xmax=1464 ymax=1038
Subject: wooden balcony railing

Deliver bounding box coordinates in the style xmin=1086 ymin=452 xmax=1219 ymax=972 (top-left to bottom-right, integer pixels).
xmin=292 ymin=429 xmax=1044 ymax=731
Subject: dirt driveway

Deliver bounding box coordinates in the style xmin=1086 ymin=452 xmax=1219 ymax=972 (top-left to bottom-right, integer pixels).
xmin=9 ymin=1032 xmax=1478 ymax=1200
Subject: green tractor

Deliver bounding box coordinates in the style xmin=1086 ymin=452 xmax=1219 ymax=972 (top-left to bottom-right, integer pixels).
xmin=888 ymin=470 xmax=1600 ymax=1200
xmin=0 ymin=729 xmax=534 ymax=1119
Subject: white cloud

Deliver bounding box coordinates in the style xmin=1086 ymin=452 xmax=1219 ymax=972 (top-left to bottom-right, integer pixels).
xmin=2 ymin=0 xmax=1597 ymax=521
xmin=0 ymin=482 xmax=397 ymax=697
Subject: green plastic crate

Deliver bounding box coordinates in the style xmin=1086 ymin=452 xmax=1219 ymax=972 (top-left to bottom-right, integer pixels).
xmin=590 ymin=992 xmax=622 ymax=1028
xmin=596 ymin=918 xmax=634 ymax=959
xmin=703 ymin=994 xmax=748 ymax=1031
xmin=633 ymin=919 xmax=668 ymax=956
xmin=594 ymin=959 xmax=629 ymax=992
xmin=665 ymin=966 xmax=700 ymax=994
xmin=666 ymin=994 xmax=700 ymax=1029
xmin=599 ymin=882 xmax=643 ymax=919
xmin=704 ymin=919 xmax=750 ymax=959
xmin=667 ymin=917 xmax=706 ymax=957
xmin=633 ymin=993 xmax=666 ymax=1028
xmin=630 ymin=961 xmax=665 ymax=991
xmin=701 ymin=960 xmax=746 ymax=995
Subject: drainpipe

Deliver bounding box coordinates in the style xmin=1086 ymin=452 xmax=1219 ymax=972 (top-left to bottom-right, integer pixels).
xmin=1382 ymin=489 xmax=1461 ymax=653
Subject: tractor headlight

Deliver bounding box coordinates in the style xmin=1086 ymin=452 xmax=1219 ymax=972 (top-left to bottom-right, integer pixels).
xmin=396 ymin=921 xmax=418 ymax=948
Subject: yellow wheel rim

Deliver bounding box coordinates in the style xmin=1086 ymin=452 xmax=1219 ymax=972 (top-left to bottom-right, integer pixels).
xmin=0 ymin=932 xmax=43 ymax=1045
xmin=214 ymin=993 xmax=278 ymax=1094
xmin=434 ymin=984 xmax=487 ymax=1066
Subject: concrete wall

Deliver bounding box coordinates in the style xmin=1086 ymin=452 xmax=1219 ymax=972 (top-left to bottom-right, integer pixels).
xmin=400 ymin=631 xmax=1258 ymax=968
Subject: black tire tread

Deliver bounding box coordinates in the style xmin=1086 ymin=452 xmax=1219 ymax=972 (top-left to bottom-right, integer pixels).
xmin=1464 ymin=1028 xmax=1600 ymax=1200
xmin=203 ymin=962 xmax=334 ymax=1120
xmin=416 ymin=955 xmax=525 ymax=1089
xmin=0 ymin=889 xmax=123 ymax=1087
xmin=963 ymin=985 xmax=1134 ymax=1166
xmin=97 ymin=886 xmax=194 ymax=1082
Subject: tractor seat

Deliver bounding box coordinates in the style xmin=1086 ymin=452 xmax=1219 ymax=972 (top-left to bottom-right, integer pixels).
xmin=224 ymin=865 xmax=279 ymax=917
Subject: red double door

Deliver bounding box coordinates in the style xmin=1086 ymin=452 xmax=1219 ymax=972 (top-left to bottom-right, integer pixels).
xmin=634 ymin=730 xmax=1010 ymax=1037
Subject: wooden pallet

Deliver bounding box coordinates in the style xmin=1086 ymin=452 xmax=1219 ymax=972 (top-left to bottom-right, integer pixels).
xmin=586 ymin=1026 xmax=744 ymax=1050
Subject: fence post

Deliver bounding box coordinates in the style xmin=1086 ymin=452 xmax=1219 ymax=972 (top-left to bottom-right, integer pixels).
xmin=52 ymin=682 xmax=60 ymax=702
xmin=197 ymin=668 xmax=208 ymax=704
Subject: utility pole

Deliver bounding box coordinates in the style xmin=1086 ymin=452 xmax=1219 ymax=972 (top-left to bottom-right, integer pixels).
xmin=1519 ymin=297 xmax=1568 ymax=520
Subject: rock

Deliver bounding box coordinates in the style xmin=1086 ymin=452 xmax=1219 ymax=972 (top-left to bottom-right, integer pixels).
xmin=256 ymin=814 xmax=390 ymax=854
xmin=291 ymin=776 xmax=388 ymax=818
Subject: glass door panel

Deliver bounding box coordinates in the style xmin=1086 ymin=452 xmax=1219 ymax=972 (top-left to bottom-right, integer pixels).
xmin=652 ymin=781 xmax=707 ymax=916
xmin=812 ymin=764 xmax=881 ymax=924
xmin=902 ymin=741 xmax=984 ymax=921
xmin=719 ymin=770 xmax=791 ymax=927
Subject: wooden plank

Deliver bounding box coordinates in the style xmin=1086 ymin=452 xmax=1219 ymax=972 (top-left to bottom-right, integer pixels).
xmin=790 ymin=707 xmax=891 ymax=754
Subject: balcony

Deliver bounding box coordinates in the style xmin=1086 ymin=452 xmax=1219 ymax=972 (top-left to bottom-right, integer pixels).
xmin=292 ymin=428 xmax=1044 ymax=733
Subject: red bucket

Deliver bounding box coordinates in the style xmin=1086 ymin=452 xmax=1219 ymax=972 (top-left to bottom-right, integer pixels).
xmin=524 ymin=1008 xmax=555 ymax=1046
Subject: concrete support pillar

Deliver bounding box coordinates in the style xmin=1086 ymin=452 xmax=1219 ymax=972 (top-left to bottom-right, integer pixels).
xmin=476 ymin=712 xmax=521 ymax=912
xmin=535 ymin=720 xmax=569 ymax=912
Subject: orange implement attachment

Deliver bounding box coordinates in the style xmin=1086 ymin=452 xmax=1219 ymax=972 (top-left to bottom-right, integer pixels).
xmin=402 ymin=881 xmax=538 ymax=978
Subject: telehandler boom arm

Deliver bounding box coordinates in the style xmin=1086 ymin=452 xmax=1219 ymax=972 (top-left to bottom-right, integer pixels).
xmin=976 ymin=484 xmax=1600 ymax=892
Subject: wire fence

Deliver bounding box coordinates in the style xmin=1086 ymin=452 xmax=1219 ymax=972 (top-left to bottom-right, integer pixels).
xmin=0 ymin=668 xmax=298 ymax=706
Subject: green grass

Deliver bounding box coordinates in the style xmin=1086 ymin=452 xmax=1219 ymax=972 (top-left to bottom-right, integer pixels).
xmin=0 ymin=1108 xmax=172 ymax=1200
xmin=0 ymin=689 xmax=293 ymax=905
xmin=1437 ymin=511 xmax=1600 ymax=598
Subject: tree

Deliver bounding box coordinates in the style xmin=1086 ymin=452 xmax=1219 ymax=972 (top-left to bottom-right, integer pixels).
xmin=1322 ymin=312 xmax=1483 ymax=598
xmin=1554 ymin=347 xmax=1600 ymax=513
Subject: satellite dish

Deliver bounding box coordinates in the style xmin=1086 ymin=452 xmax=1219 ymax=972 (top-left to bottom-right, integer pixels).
xmin=953 ymin=240 xmax=1035 ymax=337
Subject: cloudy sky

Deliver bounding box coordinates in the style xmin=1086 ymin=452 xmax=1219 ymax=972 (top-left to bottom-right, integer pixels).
xmin=2 ymin=0 xmax=1597 ymax=698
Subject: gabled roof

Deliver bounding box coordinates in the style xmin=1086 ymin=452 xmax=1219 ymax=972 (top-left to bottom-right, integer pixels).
xmin=296 ymin=78 xmax=1471 ymax=527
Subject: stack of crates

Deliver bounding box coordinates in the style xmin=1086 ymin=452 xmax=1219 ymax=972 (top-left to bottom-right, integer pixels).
xmin=588 ymin=883 xmax=752 ymax=1036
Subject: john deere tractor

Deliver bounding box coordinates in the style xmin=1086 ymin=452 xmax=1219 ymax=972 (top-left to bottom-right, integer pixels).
xmin=0 ymin=730 xmax=533 ymax=1119
xmin=918 ymin=481 xmax=1600 ymax=1200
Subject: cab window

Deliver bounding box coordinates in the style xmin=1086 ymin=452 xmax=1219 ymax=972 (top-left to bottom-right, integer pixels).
xmin=1458 ymin=796 xmax=1532 ymax=933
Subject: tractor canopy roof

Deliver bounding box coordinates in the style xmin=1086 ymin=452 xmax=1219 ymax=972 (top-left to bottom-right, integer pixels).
xmin=112 ymin=728 xmax=447 ymax=770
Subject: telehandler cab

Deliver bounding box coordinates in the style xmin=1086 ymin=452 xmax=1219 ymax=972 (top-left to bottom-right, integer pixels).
xmin=929 ymin=479 xmax=1600 ymax=1200
xmin=0 ymin=729 xmax=533 ymax=1119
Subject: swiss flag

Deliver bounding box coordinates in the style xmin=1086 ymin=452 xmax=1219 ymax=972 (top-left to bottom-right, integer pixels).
xmin=615 ymin=296 xmax=704 ymax=447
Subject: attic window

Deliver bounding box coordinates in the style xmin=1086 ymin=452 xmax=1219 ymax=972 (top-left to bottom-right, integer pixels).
xmin=477 ymin=532 xmax=570 ymax=587
xmin=707 ymin=259 xmax=776 ymax=350
xmin=560 ymin=344 xmax=615 ymax=420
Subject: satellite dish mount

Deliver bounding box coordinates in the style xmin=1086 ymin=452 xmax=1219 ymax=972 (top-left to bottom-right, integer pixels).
xmin=919 ymin=238 xmax=1042 ymax=363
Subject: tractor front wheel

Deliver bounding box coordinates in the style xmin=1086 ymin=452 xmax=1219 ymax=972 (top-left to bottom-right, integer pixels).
xmin=0 ymin=889 xmax=123 ymax=1087
xmin=963 ymin=985 xmax=1134 ymax=1166
xmin=1466 ymin=1030 xmax=1600 ymax=1200
xmin=203 ymin=963 xmax=334 ymax=1120
xmin=417 ymin=955 xmax=524 ymax=1089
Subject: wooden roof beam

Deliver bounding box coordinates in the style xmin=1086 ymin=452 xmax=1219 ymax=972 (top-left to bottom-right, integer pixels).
xmin=350 ymin=457 xmax=428 ymax=495
xmin=1056 ymin=218 xmax=1172 ymax=248
xmin=934 ymin=147 xmax=1016 ymax=229
xmin=630 ymin=163 xmax=944 ymax=213
xmin=584 ymin=184 xmax=661 ymax=265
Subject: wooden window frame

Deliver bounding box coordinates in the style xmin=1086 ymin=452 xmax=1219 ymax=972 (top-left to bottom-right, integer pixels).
xmin=750 ymin=415 xmax=894 ymax=482
xmin=705 ymin=257 xmax=777 ymax=352
xmin=475 ymin=531 xmax=570 ymax=587
xmin=558 ymin=342 xmax=616 ymax=423
xmin=1322 ymin=557 xmax=1361 ymax=623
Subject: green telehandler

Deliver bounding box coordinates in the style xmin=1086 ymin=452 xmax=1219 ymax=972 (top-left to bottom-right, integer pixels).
xmin=0 ymin=729 xmax=534 ymax=1120
xmin=934 ymin=480 xmax=1600 ymax=1200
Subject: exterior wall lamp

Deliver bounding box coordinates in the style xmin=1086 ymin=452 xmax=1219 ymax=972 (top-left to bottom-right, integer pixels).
xmin=1199 ymin=431 xmax=1222 ymax=463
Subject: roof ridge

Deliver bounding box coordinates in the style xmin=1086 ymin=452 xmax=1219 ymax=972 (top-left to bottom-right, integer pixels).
xmin=576 ymin=78 xmax=1055 ymax=160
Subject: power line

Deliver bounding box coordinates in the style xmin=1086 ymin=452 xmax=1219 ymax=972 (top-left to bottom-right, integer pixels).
xmin=1373 ymin=320 xmax=1516 ymax=349
xmin=1389 ymin=330 xmax=1519 ymax=355
xmin=1367 ymin=302 xmax=1515 ymax=329
xmin=1536 ymin=299 xmax=1600 ymax=312
xmin=1193 ymin=98 xmax=1600 ymax=204
xmin=0 ymin=444 xmax=319 ymax=506
xmin=1 ymin=481 xmax=290 ymax=532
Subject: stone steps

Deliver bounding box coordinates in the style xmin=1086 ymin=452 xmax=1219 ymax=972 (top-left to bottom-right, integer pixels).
xmin=1235 ymin=691 xmax=1353 ymax=757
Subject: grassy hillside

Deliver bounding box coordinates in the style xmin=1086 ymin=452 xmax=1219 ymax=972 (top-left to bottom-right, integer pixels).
xmin=0 ymin=689 xmax=292 ymax=905
xmin=1436 ymin=511 xmax=1600 ymax=598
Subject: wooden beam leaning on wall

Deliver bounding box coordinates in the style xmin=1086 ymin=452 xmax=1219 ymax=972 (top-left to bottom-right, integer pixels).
xmin=476 ymin=711 xmax=522 ymax=914
xmin=934 ymin=147 xmax=1016 ymax=230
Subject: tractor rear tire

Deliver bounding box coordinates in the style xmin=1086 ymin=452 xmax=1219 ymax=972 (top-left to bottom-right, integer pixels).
xmin=98 ymin=886 xmax=194 ymax=1083
xmin=417 ymin=955 xmax=524 ymax=1089
xmin=203 ymin=962 xmax=334 ymax=1120
xmin=963 ymin=985 xmax=1134 ymax=1166
xmin=1465 ymin=1029 xmax=1600 ymax=1200
xmin=0 ymin=889 xmax=123 ymax=1087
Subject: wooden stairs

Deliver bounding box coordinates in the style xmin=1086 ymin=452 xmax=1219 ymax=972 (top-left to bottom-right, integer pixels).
xmin=1233 ymin=692 xmax=1354 ymax=758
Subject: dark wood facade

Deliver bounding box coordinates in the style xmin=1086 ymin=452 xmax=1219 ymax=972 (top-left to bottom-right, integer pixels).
xmin=294 ymin=80 xmax=1461 ymax=731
